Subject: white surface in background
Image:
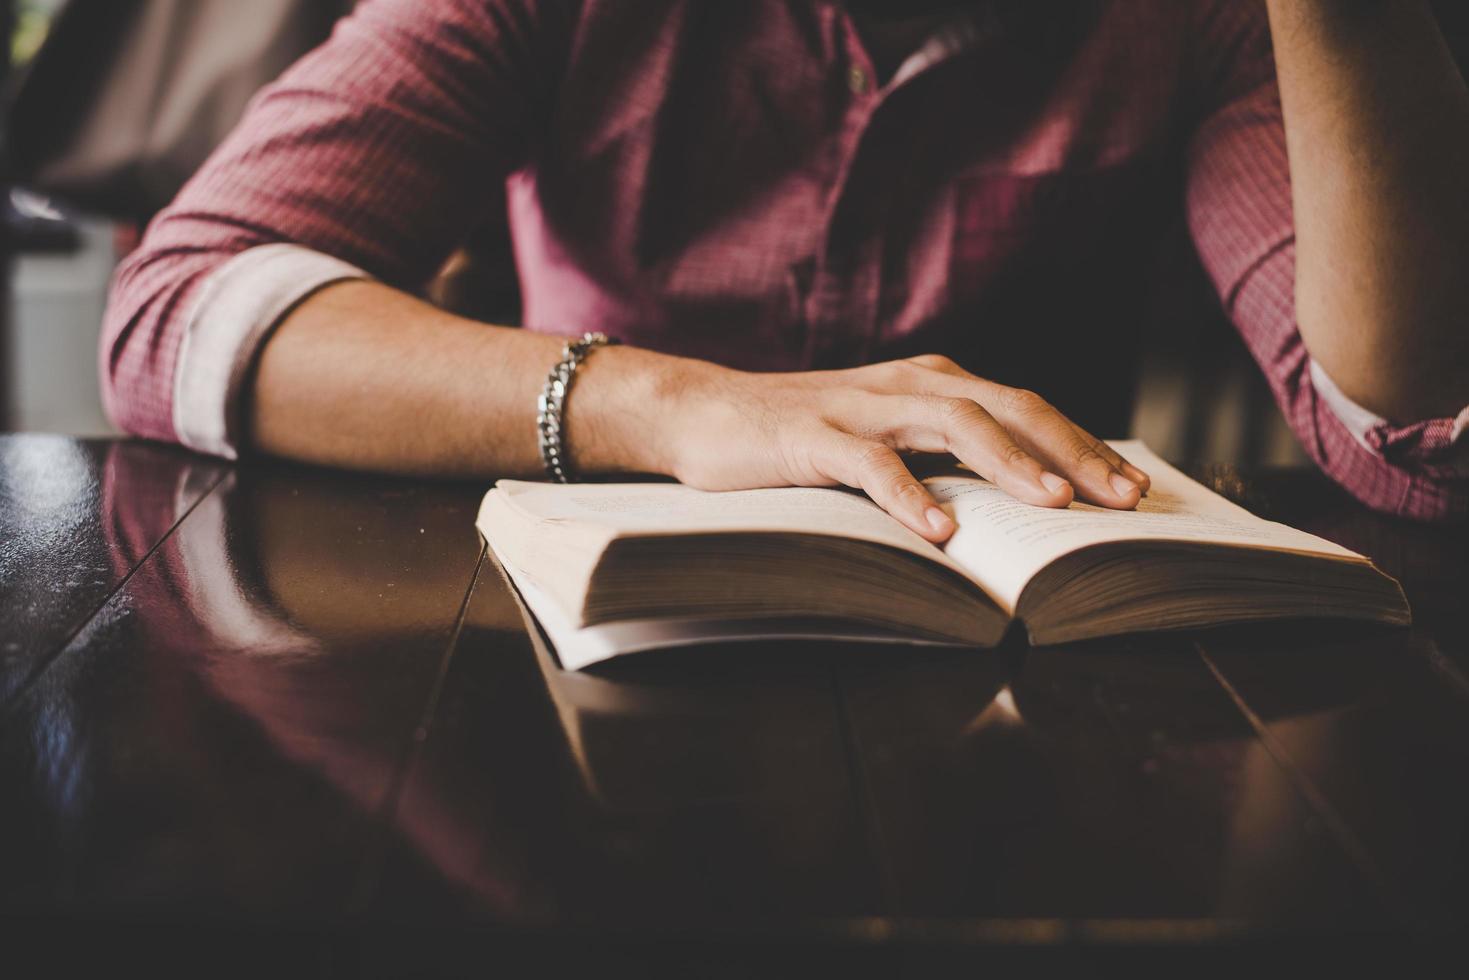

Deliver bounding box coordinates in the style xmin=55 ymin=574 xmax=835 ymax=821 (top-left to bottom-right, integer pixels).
xmin=6 ymin=216 xmax=118 ymax=435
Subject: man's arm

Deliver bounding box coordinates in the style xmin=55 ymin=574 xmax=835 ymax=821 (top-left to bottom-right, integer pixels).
xmin=101 ymin=0 xmax=560 ymax=449
xmin=1185 ymin=1 xmax=1466 ymax=521
xmin=1265 ymin=0 xmax=1469 ymax=422
xmin=248 ymin=280 xmax=668 ymax=479
xmin=251 ymin=278 xmax=1157 ymax=543
xmin=107 ymin=0 xmax=1156 ymax=544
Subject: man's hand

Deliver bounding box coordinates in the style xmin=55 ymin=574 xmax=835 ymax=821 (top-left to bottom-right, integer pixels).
xmin=653 ymin=354 xmax=1150 ymax=543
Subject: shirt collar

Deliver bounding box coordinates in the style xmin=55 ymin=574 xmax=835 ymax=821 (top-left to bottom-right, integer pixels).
xmin=887 ymin=5 xmax=1003 ymax=90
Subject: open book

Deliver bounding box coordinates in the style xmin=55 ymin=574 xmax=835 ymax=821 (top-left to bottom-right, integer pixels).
xmin=477 ymin=441 xmax=1410 ymax=670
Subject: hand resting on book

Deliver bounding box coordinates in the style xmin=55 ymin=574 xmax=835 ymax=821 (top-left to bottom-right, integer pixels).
xmin=657 ymin=353 xmax=1152 ymax=544
xmin=250 ymin=285 xmax=1150 ymax=546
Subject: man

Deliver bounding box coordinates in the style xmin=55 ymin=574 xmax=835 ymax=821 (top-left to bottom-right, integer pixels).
xmin=102 ymin=0 xmax=1469 ymax=542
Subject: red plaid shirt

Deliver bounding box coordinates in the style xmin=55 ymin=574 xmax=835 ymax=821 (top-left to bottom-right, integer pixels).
xmin=102 ymin=0 xmax=1468 ymax=520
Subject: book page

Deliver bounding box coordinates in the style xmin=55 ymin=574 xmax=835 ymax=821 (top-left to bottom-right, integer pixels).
xmin=494 ymin=480 xmax=974 ymax=582
xmin=503 ymin=560 xmax=974 ymax=671
xmin=930 ymin=441 xmax=1364 ymax=611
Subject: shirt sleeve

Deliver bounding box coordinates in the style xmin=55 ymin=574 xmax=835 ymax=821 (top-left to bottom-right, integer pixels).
xmin=101 ymin=0 xmax=572 ymax=456
xmin=170 ymin=245 xmax=369 ymax=459
xmin=1183 ymin=0 xmax=1468 ymax=522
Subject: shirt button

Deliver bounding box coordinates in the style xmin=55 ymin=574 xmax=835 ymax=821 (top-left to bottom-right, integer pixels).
xmin=847 ymin=65 xmax=870 ymax=95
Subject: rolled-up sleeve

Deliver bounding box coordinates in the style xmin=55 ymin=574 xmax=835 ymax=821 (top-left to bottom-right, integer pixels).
xmin=170 ymin=244 xmax=368 ymax=459
xmin=1184 ymin=1 xmax=1468 ymax=522
xmin=101 ymin=0 xmax=567 ymax=456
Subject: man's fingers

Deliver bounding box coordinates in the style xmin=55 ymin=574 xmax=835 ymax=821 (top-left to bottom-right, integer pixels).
xmin=784 ymin=357 xmax=1151 ymax=518
xmin=1070 ymin=423 xmax=1151 ymax=493
xmin=814 ymin=434 xmax=955 ymax=542
xmin=886 ymin=363 xmax=1147 ymax=509
xmin=932 ymin=399 xmax=1076 ymax=508
xmin=850 ymin=395 xmax=1074 ymax=509
xmin=968 ymin=384 xmax=1140 ymax=509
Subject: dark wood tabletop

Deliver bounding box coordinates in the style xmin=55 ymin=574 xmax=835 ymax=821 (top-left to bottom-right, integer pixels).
xmin=2 ymin=434 xmax=1466 ymax=970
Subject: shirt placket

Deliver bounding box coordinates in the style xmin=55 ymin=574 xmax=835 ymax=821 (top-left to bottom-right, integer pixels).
xmin=801 ymin=11 xmax=989 ymax=370
xmin=802 ymin=23 xmax=883 ymax=369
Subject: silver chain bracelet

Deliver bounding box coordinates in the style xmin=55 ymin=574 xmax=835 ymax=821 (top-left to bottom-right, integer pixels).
xmin=536 ymin=331 xmax=620 ymax=483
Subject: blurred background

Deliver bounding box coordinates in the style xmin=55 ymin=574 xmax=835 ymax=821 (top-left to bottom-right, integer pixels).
xmin=1 ymin=1 xmax=1465 ymax=462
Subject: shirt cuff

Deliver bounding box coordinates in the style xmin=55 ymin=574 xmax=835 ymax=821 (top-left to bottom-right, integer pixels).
xmin=1309 ymin=359 xmax=1469 ymax=476
xmin=172 ymin=244 xmax=370 ymax=459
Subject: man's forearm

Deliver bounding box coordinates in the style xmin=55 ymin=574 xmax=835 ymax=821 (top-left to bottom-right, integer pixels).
xmin=249 ymin=281 xmax=672 ymax=478
xmin=244 ymin=279 xmax=1157 ymax=542
xmin=1266 ymin=0 xmax=1469 ymax=421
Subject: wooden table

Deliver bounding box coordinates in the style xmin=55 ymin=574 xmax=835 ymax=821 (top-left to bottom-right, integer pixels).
xmin=2 ymin=434 xmax=1466 ymax=969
